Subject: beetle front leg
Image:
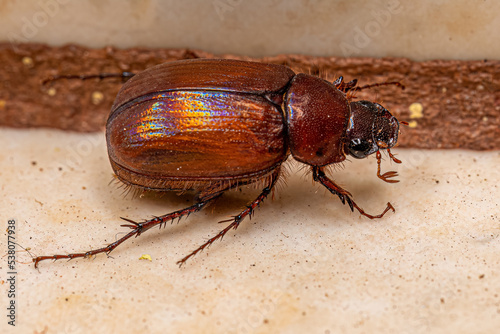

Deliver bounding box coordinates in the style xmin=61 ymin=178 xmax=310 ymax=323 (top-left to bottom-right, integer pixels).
xmin=176 ymin=168 xmax=281 ymax=266
xmin=312 ymin=166 xmax=395 ymax=219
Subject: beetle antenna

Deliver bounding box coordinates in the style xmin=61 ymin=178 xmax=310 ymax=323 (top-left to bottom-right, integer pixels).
xmin=42 ymin=72 xmax=136 ymax=85
xmin=376 ymin=151 xmax=400 ymax=183
xmin=352 ymin=81 xmax=405 ymax=92
xmin=387 ymin=148 xmax=402 ymax=164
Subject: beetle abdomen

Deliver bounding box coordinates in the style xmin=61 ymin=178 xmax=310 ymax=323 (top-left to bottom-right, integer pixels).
xmin=107 ymin=90 xmax=287 ymax=190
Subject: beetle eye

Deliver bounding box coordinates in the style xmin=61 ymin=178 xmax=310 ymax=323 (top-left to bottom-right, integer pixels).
xmin=348 ymin=138 xmax=372 ymax=159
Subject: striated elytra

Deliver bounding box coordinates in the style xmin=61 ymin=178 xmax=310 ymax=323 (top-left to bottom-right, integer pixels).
xmin=34 ymin=59 xmax=404 ymax=268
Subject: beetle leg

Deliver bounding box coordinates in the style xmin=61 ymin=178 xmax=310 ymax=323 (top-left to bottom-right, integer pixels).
xmin=312 ymin=166 xmax=395 ymax=219
xmin=176 ymin=168 xmax=281 ymax=267
xmin=33 ymin=194 xmax=221 ymax=268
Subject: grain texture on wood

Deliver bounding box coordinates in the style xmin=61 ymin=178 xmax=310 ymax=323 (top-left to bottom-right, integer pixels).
xmin=1 ymin=43 xmax=498 ymax=150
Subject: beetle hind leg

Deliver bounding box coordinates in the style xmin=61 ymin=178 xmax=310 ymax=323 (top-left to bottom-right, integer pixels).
xmin=176 ymin=168 xmax=281 ymax=267
xmin=312 ymin=166 xmax=395 ymax=219
xmin=33 ymin=193 xmax=222 ymax=268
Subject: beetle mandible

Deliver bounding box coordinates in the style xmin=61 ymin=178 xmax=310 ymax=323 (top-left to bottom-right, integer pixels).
xmin=34 ymin=58 xmax=404 ymax=268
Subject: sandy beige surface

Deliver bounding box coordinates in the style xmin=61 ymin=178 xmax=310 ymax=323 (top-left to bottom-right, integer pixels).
xmin=1 ymin=128 xmax=499 ymax=333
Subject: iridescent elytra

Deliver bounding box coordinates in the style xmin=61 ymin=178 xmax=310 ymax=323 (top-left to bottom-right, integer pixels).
xmin=34 ymin=58 xmax=404 ymax=268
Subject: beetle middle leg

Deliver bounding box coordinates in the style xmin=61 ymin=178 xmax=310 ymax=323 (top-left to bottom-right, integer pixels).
xmin=312 ymin=166 xmax=394 ymax=219
xmin=176 ymin=167 xmax=281 ymax=267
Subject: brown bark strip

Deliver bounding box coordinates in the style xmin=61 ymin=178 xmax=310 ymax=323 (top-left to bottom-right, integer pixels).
xmin=1 ymin=43 xmax=498 ymax=150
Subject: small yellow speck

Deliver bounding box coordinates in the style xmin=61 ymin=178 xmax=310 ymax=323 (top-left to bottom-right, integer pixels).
xmin=408 ymin=120 xmax=418 ymax=128
xmin=22 ymin=56 xmax=34 ymax=68
xmin=139 ymin=254 xmax=152 ymax=261
xmin=0 ymin=100 xmax=5 ymax=110
xmin=91 ymin=91 xmax=104 ymax=105
xmin=441 ymin=87 xmax=447 ymax=93
xmin=482 ymin=116 xmax=488 ymax=122
xmin=409 ymin=102 xmax=423 ymax=119
xmin=47 ymin=87 xmax=57 ymax=96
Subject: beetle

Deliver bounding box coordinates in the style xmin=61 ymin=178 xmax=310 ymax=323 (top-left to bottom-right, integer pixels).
xmin=34 ymin=58 xmax=404 ymax=268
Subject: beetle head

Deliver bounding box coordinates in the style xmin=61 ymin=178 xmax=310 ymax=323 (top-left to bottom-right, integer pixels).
xmin=346 ymin=101 xmax=399 ymax=159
